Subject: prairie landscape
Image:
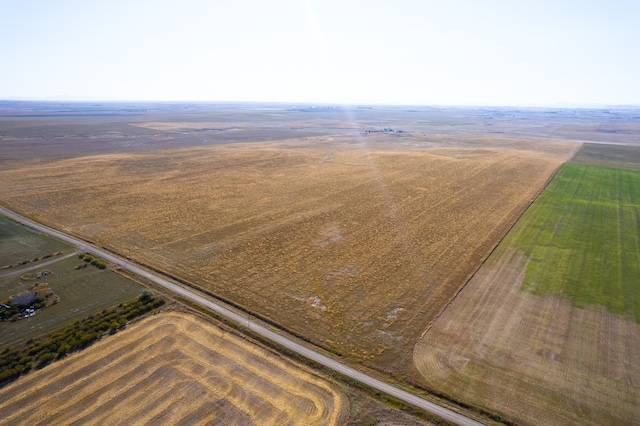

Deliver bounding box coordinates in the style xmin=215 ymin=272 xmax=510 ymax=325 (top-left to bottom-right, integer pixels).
xmin=2 ymin=102 xmax=640 ymax=424
xmin=414 ymin=145 xmax=640 ymax=425
xmin=0 ymin=312 xmax=347 ymax=425
xmin=0 ymin=103 xmax=581 ymax=371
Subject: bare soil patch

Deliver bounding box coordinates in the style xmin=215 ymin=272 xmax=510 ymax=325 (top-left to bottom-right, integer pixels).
xmin=0 ymin=137 xmax=575 ymax=372
xmin=0 ymin=312 xmax=347 ymax=425
xmin=414 ymin=249 xmax=640 ymax=425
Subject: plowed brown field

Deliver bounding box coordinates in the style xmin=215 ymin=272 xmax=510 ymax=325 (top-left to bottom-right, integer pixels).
xmin=0 ymin=312 xmax=347 ymax=425
xmin=0 ymin=136 xmax=576 ymax=370
xmin=414 ymin=249 xmax=640 ymax=425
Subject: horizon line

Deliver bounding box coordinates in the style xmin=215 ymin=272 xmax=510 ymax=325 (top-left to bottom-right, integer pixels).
xmin=2 ymin=98 xmax=639 ymax=110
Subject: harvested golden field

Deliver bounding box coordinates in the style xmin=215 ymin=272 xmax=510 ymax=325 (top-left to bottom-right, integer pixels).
xmin=0 ymin=312 xmax=346 ymax=425
xmin=0 ymin=136 xmax=576 ymax=371
xmin=414 ymin=248 xmax=640 ymax=425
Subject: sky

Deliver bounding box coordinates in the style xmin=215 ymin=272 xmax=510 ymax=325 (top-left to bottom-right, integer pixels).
xmin=1 ymin=0 xmax=639 ymax=106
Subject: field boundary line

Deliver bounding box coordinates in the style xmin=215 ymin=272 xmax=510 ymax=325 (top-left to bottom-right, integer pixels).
xmin=419 ymin=159 xmax=570 ymax=339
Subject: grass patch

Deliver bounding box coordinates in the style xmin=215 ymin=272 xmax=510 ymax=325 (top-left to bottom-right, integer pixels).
xmin=502 ymin=162 xmax=640 ymax=321
xmin=0 ymin=257 xmax=144 ymax=346
xmin=0 ymin=292 xmax=165 ymax=386
xmin=0 ymin=215 xmax=71 ymax=267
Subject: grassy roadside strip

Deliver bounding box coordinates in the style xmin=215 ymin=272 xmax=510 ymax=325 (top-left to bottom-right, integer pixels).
xmin=0 ymin=292 xmax=165 ymax=387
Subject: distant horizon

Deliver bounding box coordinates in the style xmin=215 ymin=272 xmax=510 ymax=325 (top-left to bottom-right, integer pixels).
xmin=2 ymin=97 xmax=639 ymax=110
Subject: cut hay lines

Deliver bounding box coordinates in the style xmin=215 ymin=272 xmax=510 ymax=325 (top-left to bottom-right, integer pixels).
xmin=0 ymin=313 xmax=346 ymax=426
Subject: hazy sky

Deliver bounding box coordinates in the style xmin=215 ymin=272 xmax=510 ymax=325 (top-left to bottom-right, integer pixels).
xmin=1 ymin=0 xmax=639 ymax=106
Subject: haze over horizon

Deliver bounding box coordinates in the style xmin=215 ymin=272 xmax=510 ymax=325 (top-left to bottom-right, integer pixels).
xmin=1 ymin=0 xmax=639 ymax=107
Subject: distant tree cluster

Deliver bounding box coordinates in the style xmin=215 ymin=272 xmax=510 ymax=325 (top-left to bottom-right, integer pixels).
xmin=0 ymin=292 xmax=165 ymax=386
xmin=78 ymin=252 xmax=107 ymax=269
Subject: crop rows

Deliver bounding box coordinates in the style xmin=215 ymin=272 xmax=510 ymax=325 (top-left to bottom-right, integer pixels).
xmin=0 ymin=312 xmax=346 ymax=425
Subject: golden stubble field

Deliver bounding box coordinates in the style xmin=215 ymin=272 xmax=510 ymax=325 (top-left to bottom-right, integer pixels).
xmin=0 ymin=134 xmax=577 ymax=372
xmin=414 ymin=249 xmax=640 ymax=425
xmin=0 ymin=312 xmax=347 ymax=425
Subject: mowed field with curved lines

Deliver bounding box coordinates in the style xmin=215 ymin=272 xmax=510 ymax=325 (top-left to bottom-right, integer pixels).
xmin=0 ymin=312 xmax=347 ymax=425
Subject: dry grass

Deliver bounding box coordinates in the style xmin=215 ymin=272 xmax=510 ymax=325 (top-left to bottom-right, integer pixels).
xmin=414 ymin=248 xmax=640 ymax=425
xmin=0 ymin=136 xmax=576 ymax=371
xmin=0 ymin=312 xmax=347 ymax=425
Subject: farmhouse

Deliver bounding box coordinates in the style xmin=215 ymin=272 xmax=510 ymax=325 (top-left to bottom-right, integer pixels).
xmin=8 ymin=291 xmax=39 ymax=307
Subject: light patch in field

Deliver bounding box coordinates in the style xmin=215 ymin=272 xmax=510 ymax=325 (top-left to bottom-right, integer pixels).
xmin=131 ymin=122 xmax=245 ymax=131
xmin=313 ymin=223 xmax=343 ymax=247
xmin=0 ymin=312 xmax=347 ymax=426
xmin=383 ymin=307 xmax=405 ymax=328
xmin=309 ymin=295 xmax=327 ymax=311
xmin=414 ymin=249 xmax=640 ymax=426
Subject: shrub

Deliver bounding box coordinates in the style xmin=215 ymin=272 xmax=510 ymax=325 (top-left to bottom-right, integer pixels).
xmin=1 ymin=293 xmax=165 ymax=385
xmin=58 ymin=344 xmax=70 ymax=355
xmin=0 ymin=368 xmax=18 ymax=382
xmin=139 ymin=290 xmax=154 ymax=303
xmin=36 ymin=352 xmax=55 ymax=369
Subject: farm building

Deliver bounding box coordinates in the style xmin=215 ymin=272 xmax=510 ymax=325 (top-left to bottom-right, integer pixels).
xmin=8 ymin=291 xmax=39 ymax=307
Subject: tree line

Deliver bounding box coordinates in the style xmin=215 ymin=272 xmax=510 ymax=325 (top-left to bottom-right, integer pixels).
xmin=0 ymin=292 xmax=165 ymax=386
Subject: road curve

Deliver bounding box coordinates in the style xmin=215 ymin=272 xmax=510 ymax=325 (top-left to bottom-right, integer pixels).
xmin=0 ymin=206 xmax=484 ymax=426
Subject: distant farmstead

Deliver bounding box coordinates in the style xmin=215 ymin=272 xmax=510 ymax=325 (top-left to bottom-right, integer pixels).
xmin=8 ymin=291 xmax=39 ymax=307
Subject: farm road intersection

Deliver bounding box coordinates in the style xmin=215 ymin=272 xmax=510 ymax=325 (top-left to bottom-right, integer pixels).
xmin=0 ymin=206 xmax=484 ymax=426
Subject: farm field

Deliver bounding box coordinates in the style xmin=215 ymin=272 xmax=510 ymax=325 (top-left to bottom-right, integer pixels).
xmin=572 ymin=142 xmax=640 ymax=171
xmin=0 ymin=135 xmax=577 ymax=372
xmin=414 ymin=159 xmax=640 ymax=424
xmin=0 ymin=215 xmax=71 ymax=267
xmin=3 ymin=103 xmax=639 ymax=422
xmin=0 ymin=312 xmax=347 ymax=425
xmin=0 ymin=256 xmax=143 ymax=346
xmin=514 ymin=163 xmax=640 ymax=320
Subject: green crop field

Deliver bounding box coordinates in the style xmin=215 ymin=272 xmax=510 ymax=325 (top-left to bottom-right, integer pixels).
xmin=0 ymin=256 xmax=143 ymax=346
xmin=499 ymin=162 xmax=640 ymax=322
xmin=0 ymin=215 xmax=71 ymax=267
